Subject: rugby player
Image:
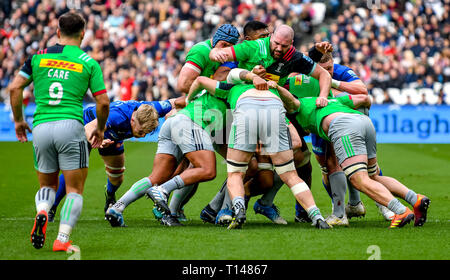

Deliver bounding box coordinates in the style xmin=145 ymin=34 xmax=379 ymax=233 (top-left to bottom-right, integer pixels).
xmin=148 ymin=24 xmax=240 ymax=223
xmin=187 ymin=71 xmax=331 ymax=230
xmin=9 ymin=12 xmax=110 ymax=251
xmin=306 ymin=49 xmax=394 ymax=225
xmin=200 ymin=21 xmax=295 ymax=225
xmin=48 ymin=98 xmax=183 ymax=222
xmin=208 ymin=24 xmax=332 ymax=224
xmin=106 ymin=91 xmax=228 ymax=227
xmin=276 ymin=81 xmax=431 ymax=229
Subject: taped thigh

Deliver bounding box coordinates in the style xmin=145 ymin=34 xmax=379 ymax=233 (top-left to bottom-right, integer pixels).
xmin=274 ymin=159 xmax=295 ymax=175
xmin=226 ymin=159 xmax=249 ymax=173
xmin=367 ymin=163 xmax=379 ymax=177
xmin=342 ymin=162 xmax=368 ymax=179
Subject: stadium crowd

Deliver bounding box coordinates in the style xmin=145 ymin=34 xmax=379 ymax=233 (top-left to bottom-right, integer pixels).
xmin=1 ymin=0 xmax=449 ymax=105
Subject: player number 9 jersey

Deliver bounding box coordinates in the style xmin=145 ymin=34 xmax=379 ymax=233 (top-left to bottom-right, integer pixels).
xmin=19 ymin=44 xmax=106 ymax=127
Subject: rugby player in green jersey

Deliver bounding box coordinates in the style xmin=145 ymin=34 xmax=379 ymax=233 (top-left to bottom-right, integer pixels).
xmin=209 ymin=24 xmax=331 ymax=107
xmin=149 ymin=24 xmax=240 ymax=223
xmin=200 ymin=22 xmax=300 ymax=226
xmin=9 ymin=12 xmax=110 ymax=251
xmin=186 ymin=71 xmax=331 ymax=230
xmin=209 ymin=24 xmax=332 ymax=223
xmin=177 ymin=24 xmax=240 ymax=94
xmin=275 ymin=82 xmax=431 ymax=229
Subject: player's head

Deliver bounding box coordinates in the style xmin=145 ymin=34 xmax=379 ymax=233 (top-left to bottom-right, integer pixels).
xmin=57 ymin=12 xmax=86 ymax=43
xmin=131 ymin=105 xmax=159 ymax=138
xmin=243 ymin=21 xmax=270 ymax=41
xmin=212 ymin=24 xmax=240 ymax=48
xmin=270 ymin=24 xmax=294 ymax=60
xmin=318 ymin=52 xmax=334 ymax=76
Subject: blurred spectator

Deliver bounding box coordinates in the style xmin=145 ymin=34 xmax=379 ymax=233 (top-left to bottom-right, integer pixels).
xmin=0 ymin=0 xmax=448 ymax=106
xmin=300 ymin=0 xmax=450 ymax=104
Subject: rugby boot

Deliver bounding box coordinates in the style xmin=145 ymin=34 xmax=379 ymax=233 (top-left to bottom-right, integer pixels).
xmin=253 ymin=199 xmax=287 ymax=225
xmin=389 ymin=208 xmax=414 ymax=228
xmin=413 ymin=194 xmax=430 ymax=227
xmin=30 ymin=210 xmax=48 ymax=249
xmin=227 ymin=208 xmax=246 ymax=230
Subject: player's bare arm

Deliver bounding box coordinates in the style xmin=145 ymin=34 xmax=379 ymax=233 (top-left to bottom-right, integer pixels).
xmin=332 ymin=79 xmax=368 ymax=95
xmin=187 ymin=76 xmax=218 ymax=102
xmin=267 ymin=80 xmax=299 ymax=113
xmin=209 ymin=47 xmax=234 ymax=64
xmin=90 ymin=92 xmax=109 ymax=148
xmin=177 ymin=65 xmax=200 ymax=95
xmin=213 ymin=66 xmax=232 ymax=81
xmin=9 ymin=74 xmax=32 ymax=142
xmin=310 ymin=65 xmax=332 ymax=108
xmin=227 ymin=68 xmax=268 ymax=90
xmin=350 ymin=94 xmax=372 ymax=109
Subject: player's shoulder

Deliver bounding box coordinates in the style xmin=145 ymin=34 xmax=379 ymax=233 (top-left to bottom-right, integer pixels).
xmin=333 ymin=64 xmax=359 ymax=81
xmin=189 ymin=39 xmax=213 ymax=53
xmin=290 ymin=50 xmax=313 ymax=64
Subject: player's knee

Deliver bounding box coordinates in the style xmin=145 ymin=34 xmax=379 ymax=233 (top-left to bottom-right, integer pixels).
xmin=202 ymin=166 xmax=216 ymax=181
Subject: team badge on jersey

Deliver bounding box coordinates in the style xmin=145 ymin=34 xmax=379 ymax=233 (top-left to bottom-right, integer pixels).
xmin=39 ymin=59 xmax=83 ymax=73
xmin=294 ymin=75 xmax=303 ymax=86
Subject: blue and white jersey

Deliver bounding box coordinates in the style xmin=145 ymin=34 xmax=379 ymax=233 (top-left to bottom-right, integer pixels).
xmin=83 ymin=100 xmax=173 ymax=142
xmin=332 ymin=64 xmax=360 ymax=82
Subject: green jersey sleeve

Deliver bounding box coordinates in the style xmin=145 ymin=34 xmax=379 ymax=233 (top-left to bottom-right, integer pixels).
xmin=185 ymin=40 xmax=212 ymax=73
xmin=89 ymin=61 xmax=106 ymax=96
xmin=336 ymin=95 xmax=356 ymax=109
xmin=231 ymin=37 xmax=274 ymax=70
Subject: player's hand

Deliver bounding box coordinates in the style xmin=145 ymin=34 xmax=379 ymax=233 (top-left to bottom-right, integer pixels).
xmin=14 ymin=121 xmax=32 ymax=143
xmin=252 ymin=65 xmax=267 ymax=78
xmin=173 ymin=96 xmax=187 ymax=109
xmin=316 ymin=97 xmax=329 ymax=108
xmin=100 ymin=139 xmax=114 ymax=149
xmin=253 ymin=76 xmax=268 ymax=90
xmin=209 ymin=49 xmax=228 ymax=63
xmin=89 ymin=128 xmax=105 ymax=149
xmin=315 ymin=42 xmax=333 ymax=54
xmin=267 ymin=80 xmax=278 ymax=89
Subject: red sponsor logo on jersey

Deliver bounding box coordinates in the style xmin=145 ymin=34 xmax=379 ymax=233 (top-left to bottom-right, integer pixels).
xmin=39 ymin=59 xmax=83 ymax=73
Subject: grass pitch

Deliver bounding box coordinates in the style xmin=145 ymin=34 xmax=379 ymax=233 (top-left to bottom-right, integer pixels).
xmin=0 ymin=142 xmax=449 ymax=260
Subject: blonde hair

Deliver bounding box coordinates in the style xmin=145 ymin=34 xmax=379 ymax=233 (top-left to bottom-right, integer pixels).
xmin=319 ymin=52 xmax=333 ymax=64
xmin=135 ymin=104 xmax=159 ymax=133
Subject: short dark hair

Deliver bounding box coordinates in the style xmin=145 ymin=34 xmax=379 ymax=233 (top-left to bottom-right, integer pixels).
xmin=58 ymin=12 xmax=86 ymax=37
xmin=243 ymin=21 xmax=268 ymax=37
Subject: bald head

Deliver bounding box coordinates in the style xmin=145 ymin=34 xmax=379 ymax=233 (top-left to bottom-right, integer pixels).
xmin=270 ymin=24 xmax=294 ymax=59
xmin=273 ymin=25 xmax=294 ymax=41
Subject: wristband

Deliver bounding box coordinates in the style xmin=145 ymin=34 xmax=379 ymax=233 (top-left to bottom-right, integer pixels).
xmin=331 ymin=79 xmax=341 ymax=89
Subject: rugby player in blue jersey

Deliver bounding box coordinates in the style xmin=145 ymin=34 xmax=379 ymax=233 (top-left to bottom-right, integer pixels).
xmin=48 ymin=97 xmax=185 ymax=222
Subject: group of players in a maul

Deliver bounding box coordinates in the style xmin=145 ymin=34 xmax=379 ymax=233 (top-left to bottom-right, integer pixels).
xmin=9 ymin=12 xmax=430 ymax=253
